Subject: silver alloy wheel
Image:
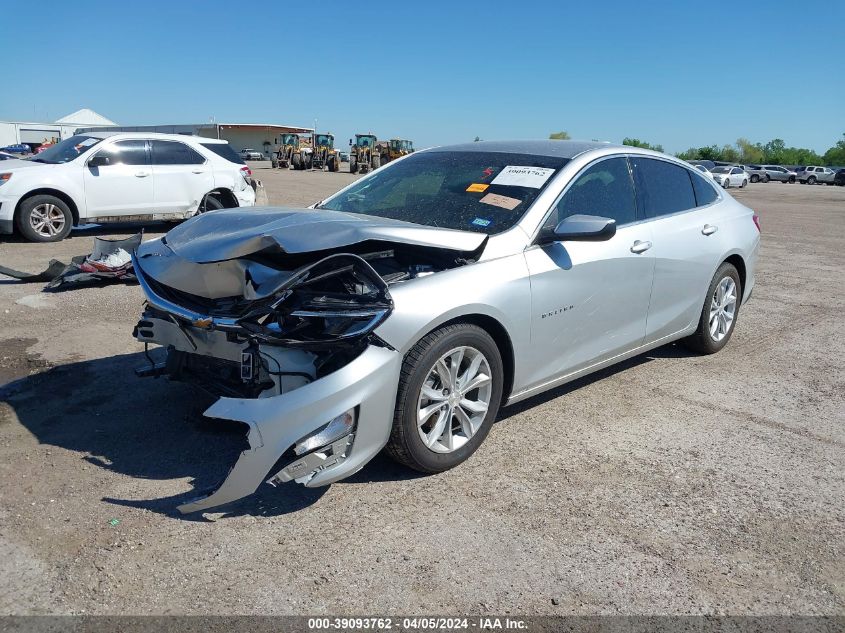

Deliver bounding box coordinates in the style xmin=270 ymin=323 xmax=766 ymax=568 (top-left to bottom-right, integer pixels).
xmin=709 ymin=276 xmax=738 ymax=342
xmin=29 ymin=203 xmax=66 ymax=237
xmin=416 ymin=345 xmax=492 ymax=453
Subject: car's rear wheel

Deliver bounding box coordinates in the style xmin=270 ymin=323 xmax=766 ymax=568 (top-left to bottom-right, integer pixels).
xmin=750 ymin=175 xmax=759 ymax=183
xmin=385 ymin=323 xmax=503 ymax=473
xmin=789 ymin=176 xmax=796 ymax=183
xmin=762 ymin=174 xmax=770 ymax=183
xmin=682 ymin=262 xmax=741 ymax=355
xmin=741 ymin=179 xmax=748 ymax=188
xmin=16 ymin=195 xmax=73 ymax=242
xmin=199 ymin=194 xmax=224 ymax=213
xmin=808 ymin=176 xmax=817 ymax=185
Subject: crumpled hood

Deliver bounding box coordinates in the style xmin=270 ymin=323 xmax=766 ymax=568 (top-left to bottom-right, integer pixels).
xmin=163 ymin=207 xmax=487 ymax=264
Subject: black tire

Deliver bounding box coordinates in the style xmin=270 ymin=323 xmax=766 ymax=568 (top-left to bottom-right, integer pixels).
xmin=750 ymin=175 xmax=759 ymax=183
xmin=807 ymin=176 xmax=816 ymax=185
xmin=349 ymin=158 xmax=358 ymax=174
xmin=681 ymin=262 xmax=742 ymax=355
xmin=327 ymin=156 xmax=338 ymax=172
xmin=789 ymin=176 xmax=796 ymax=183
xmin=373 ymin=154 xmax=381 ymax=169
xmin=16 ymin=194 xmax=73 ymax=242
xmin=762 ymin=174 xmax=770 ymax=183
xmin=385 ymin=323 xmax=504 ymax=474
xmin=199 ymin=194 xmax=224 ymax=213
xmin=741 ymin=179 xmax=748 ymax=188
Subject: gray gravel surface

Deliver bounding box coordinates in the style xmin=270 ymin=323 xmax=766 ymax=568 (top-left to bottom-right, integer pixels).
xmin=0 ymin=171 xmax=842 ymax=615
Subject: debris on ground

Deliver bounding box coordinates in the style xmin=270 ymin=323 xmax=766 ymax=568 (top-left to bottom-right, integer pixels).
xmin=0 ymin=233 xmax=142 ymax=291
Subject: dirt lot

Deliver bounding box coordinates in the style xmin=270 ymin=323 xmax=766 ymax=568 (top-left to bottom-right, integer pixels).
xmin=0 ymin=166 xmax=842 ymax=616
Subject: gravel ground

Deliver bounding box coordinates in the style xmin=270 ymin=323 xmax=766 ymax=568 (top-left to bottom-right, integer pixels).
xmin=0 ymin=169 xmax=842 ymax=616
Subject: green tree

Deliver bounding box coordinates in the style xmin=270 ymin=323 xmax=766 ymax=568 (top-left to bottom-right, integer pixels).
xmin=822 ymin=133 xmax=845 ymax=166
xmin=736 ymin=138 xmax=764 ymax=164
xmin=622 ymin=137 xmax=664 ymax=152
xmin=721 ymin=144 xmax=740 ymax=163
xmin=676 ymin=147 xmax=699 ymax=161
xmin=696 ymin=145 xmax=723 ymax=161
xmin=763 ymin=139 xmax=786 ymax=164
xmin=549 ymin=131 xmax=571 ymax=140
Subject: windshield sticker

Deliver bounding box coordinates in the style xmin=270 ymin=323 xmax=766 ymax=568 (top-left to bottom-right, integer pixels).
xmin=479 ymin=193 xmax=521 ymax=211
xmin=491 ymin=165 xmax=555 ymax=189
xmin=77 ymin=138 xmax=99 ymax=147
xmin=471 ymin=217 xmax=492 ymax=228
xmin=466 ymin=183 xmax=489 ymax=193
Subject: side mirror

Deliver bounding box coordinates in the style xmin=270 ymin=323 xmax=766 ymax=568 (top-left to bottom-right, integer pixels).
xmin=540 ymin=214 xmax=617 ymax=244
xmin=88 ymin=155 xmax=110 ymax=168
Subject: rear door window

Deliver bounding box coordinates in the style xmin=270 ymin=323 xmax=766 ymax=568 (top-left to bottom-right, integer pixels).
xmin=630 ymin=157 xmax=697 ymax=219
xmin=199 ymin=142 xmax=245 ymax=165
xmin=151 ymin=140 xmax=205 ymax=165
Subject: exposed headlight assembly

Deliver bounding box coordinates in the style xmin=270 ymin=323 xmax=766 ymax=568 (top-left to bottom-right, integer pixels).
xmin=238 ymin=253 xmax=393 ymax=348
xmin=0 ymin=173 xmax=12 ymax=186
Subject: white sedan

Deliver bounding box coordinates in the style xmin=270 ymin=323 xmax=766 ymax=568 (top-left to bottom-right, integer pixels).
xmin=710 ymin=166 xmax=748 ymax=189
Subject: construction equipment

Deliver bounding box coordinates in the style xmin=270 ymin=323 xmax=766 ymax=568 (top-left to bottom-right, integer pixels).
xmin=349 ymin=134 xmax=381 ymax=174
xmin=303 ymin=133 xmax=340 ymax=172
xmin=379 ymin=138 xmax=415 ymax=165
xmin=273 ymin=133 xmax=305 ymax=170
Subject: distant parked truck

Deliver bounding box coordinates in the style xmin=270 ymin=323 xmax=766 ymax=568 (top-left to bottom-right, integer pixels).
xmin=378 ymin=138 xmax=415 ymax=165
xmin=273 ymin=133 xmax=304 ymax=170
xmin=799 ymin=166 xmax=836 ymax=185
xmin=760 ymin=165 xmax=797 ymax=183
xmin=349 ymin=134 xmax=381 ymax=174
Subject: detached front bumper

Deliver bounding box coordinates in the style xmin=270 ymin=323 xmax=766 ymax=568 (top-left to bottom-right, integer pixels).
xmin=177 ymin=343 xmax=401 ymax=514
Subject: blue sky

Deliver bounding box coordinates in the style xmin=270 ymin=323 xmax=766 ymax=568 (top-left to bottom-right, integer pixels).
xmin=4 ymin=0 xmax=843 ymax=153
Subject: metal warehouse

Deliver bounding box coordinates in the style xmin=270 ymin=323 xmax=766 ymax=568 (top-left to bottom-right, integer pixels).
xmin=0 ymin=109 xmax=116 ymax=150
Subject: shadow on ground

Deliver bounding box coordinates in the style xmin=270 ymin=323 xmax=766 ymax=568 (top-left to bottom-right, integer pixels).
xmin=0 ymin=342 xmax=693 ymax=520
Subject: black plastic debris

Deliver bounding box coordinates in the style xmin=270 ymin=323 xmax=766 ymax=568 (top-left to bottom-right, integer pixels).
xmin=0 ymin=233 xmax=143 ymax=291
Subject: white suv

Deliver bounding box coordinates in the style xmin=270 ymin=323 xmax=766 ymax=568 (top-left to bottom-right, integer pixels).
xmin=0 ymin=132 xmax=256 ymax=242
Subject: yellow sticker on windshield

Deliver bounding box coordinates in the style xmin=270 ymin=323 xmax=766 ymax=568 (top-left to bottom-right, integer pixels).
xmin=480 ymin=193 xmax=521 ymax=211
xmin=466 ymin=183 xmax=489 ymax=193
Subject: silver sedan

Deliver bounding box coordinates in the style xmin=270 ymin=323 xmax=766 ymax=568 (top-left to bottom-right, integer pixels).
xmin=132 ymin=140 xmax=760 ymax=513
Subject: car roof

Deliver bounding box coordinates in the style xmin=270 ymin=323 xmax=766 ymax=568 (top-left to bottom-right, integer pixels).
xmin=80 ymin=131 xmax=227 ymax=144
xmin=426 ymin=139 xmax=620 ymax=159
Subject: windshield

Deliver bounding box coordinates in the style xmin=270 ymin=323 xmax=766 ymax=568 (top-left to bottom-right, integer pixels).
xmin=315 ymin=135 xmax=333 ymax=147
xmin=357 ymin=136 xmax=376 ymax=147
xmin=28 ymin=135 xmax=102 ymax=164
xmin=711 ymin=167 xmax=730 ymax=174
xmin=320 ymin=150 xmax=568 ymax=234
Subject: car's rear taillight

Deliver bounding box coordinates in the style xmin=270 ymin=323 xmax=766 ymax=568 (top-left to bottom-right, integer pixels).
xmin=752 ymin=213 xmax=761 ymax=232
xmin=241 ymin=165 xmax=252 ymax=178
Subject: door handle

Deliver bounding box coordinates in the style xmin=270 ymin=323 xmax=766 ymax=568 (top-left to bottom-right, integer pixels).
xmin=702 ymin=224 xmax=718 ymax=236
xmin=191 ymin=169 xmax=204 ymax=174
xmin=135 ymin=171 xmax=149 ymax=178
xmin=630 ymin=240 xmax=652 ymax=254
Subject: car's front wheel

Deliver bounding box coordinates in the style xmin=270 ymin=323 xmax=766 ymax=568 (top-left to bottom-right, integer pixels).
xmin=16 ymin=194 xmax=73 ymax=242
xmin=807 ymin=176 xmax=817 ymax=185
xmin=741 ymin=179 xmax=748 ymax=188
xmin=682 ymin=262 xmax=741 ymax=354
xmin=750 ymin=175 xmax=759 ymax=183
xmin=762 ymin=174 xmax=770 ymax=183
xmin=385 ymin=323 xmax=504 ymax=473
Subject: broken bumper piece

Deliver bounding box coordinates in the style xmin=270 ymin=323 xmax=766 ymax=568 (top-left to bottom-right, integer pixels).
xmin=176 ymin=344 xmax=401 ymax=514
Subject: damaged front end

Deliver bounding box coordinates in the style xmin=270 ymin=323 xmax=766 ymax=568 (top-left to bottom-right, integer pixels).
xmin=130 ymin=209 xmax=486 ymax=513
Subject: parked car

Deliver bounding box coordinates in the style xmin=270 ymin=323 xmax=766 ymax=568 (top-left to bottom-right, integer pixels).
xmin=240 ymin=148 xmax=264 ymax=160
xmin=131 ymin=140 xmax=760 ymax=513
xmin=2 ymin=143 xmax=30 ymax=154
xmin=760 ymin=165 xmax=796 ymax=183
xmin=338 ymin=151 xmax=350 ymax=163
xmin=799 ymin=166 xmax=836 ymax=185
xmin=710 ymin=166 xmax=748 ymax=188
xmin=740 ymin=164 xmax=767 ymax=183
xmin=833 ymin=169 xmax=845 ymax=186
xmin=0 ymin=132 xmax=256 ymax=242
xmin=692 ymin=164 xmax=714 ymax=179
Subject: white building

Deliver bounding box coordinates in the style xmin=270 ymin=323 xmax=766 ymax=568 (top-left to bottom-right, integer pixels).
xmin=0 ymin=109 xmax=117 ymax=149
xmin=77 ymin=122 xmax=314 ymax=159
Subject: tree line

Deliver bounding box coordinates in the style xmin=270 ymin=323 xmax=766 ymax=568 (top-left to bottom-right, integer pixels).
xmin=549 ymin=132 xmax=845 ymax=166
